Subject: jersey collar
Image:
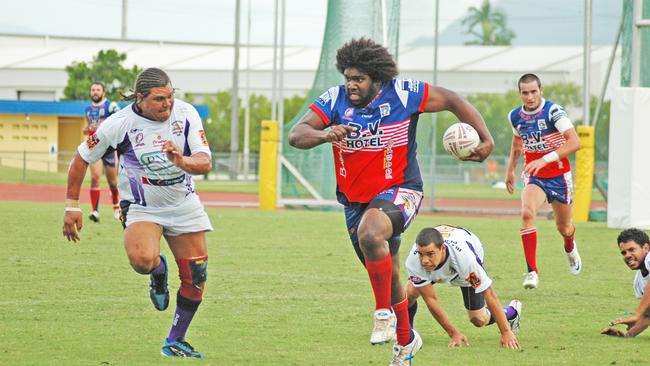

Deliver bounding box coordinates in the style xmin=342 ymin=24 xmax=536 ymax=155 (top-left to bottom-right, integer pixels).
xmin=520 ymin=98 xmax=546 ymax=115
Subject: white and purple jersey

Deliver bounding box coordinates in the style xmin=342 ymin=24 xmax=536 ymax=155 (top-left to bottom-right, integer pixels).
xmin=508 ymin=98 xmax=574 ymax=178
xmin=77 ymin=99 xmax=211 ymax=208
xmin=406 ymin=225 xmax=492 ymax=293
xmin=633 ymin=251 xmax=650 ymax=299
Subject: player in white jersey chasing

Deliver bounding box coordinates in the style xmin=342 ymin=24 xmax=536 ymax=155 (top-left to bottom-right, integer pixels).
xmin=405 ymin=226 xmax=521 ymax=349
xmin=601 ymin=228 xmax=650 ymax=337
xmin=63 ymin=68 xmax=212 ymax=358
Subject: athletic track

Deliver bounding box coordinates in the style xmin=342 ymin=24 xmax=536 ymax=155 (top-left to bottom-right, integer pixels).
xmin=0 ymin=183 xmax=606 ymax=218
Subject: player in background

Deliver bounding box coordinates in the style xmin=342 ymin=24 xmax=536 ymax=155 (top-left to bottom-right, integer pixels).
xmin=84 ymin=82 xmax=121 ymax=222
xmin=63 ymin=68 xmax=212 ymax=358
xmin=405 ymin=226 xmax=521 ymax=350
xmin=601 ymin=228 xmax=650 ymax=337
xmin=505 ymin=73 xmax=582 ymax=289
xmin=288 ymin=38 xmax=494 ymax=366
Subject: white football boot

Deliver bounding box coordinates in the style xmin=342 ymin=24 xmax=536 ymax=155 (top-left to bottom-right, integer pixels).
xmin=566 ymin=244 xmax=582 ymax=275
xmin=522 ymin=271 xmax=538 ymax=289
xmin=507 ymin=299 xmax=522 ymax=334
xmin=370 ymin=308 xmax=396 ymax=345
xmin=389 ymin=329 xmax=423 ymax=366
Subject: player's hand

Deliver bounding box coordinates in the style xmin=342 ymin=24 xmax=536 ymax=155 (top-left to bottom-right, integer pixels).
xmin=523 ymin=158 xmax=547 ymax=176
xmin=600 ymin=326 xmax=627 ymax=337
xmin=448 ymin=332 xmax=469 ymax=348
xmin=162 ymin=141 xmax=184 ymax=167
xmin=324 ymin=125 xmax=356 ymax=143
xmin=63 ymin=211 xmax=83 ymax=242
xmin=499 ymin=330 xmax=520 ymax=350
xmin=610 ymin=314 xmax=639 ymax=327
xmin=505 ymin=172 xmax=515 ymax=194
xmin=460 ymin=141 xmax=492 ymax=162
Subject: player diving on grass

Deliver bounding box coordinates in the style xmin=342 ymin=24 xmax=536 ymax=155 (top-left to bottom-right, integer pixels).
xmin=406 ymin=226 xmax=521 ymax=350
xmin=601 ymin=228 xmax=650 ymax=337
xmin=288 ymin=38 xmax=494 ymax=366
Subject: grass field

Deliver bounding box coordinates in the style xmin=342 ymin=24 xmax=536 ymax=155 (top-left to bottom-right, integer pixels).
xmin=0 ymin=201 xmax=644 ymax=365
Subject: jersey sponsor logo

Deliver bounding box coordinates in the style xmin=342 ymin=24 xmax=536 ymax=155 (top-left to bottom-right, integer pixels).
xmin=317 ymin=90 xmax=331 ymax=105
xmin=409 ymin=275 xmax=427 ymax=285
xmin=344 ymin=107 xmax=354 ymax=117
xmin=134 ymin=132 xmax=145 ymax=148
xmin=520 ymin=131 xmax=548 ymax=152
xmin=379 ymin=103 xmax=391 ymax=117
xmin=153 ymin=134 xmax=166 ymax=147
xmin=199 ymin=130 xmax=209 ymax=146
xmin=172 ymin=120 xmax=184 ymax=136
xmin=465 ymin=271 xmax=481 ymax=289
xmin=337 ymin=145 xmax=346 ymax=177
xmin=140 ymin=151 xmax=175 ymax=172
xmin=401 ymin=79 xmax=419 ymax=93
xmin=537 ymin=119 xmax=547 ymax=130
xmin=384 ymin=140 xmax=394 ymax=179
xmin=394 ymin=188 xmax=422 ymax=219
xmin=344 ymin=120 xmax=385 ymax=150
xmin=86 ymin=134 xmax=100 ymax=149
xmin=142 ymin=174 xmax=186 ymax=186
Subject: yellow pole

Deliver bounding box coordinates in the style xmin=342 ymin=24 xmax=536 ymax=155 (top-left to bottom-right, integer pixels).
xmin=259 ymin=120 xmax=279 ymax=210
xmin=573 ymin=125 xmax=595 ymax=222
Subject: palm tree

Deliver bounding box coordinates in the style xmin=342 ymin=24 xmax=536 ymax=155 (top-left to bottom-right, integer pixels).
xmin=461 ymin=0 xmax=515 ymax=46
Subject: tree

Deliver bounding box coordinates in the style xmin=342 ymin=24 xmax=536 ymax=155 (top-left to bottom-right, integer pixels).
xmin=63 ymin=49 xmax=141 ymax=101
xmin=461 ymin=0 xmax=515 ymax=46
xmin=193 ymin=91 xmax=306 ymax=153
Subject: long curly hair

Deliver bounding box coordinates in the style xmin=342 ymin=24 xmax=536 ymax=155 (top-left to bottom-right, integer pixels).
xmin=335 ymin=38 xmax=398 ymax=83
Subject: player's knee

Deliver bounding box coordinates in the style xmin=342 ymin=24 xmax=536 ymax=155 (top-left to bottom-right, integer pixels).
xmin=357 ymin=229 xmax=386 ymax=252
xmin=556 ymin=223 xmax=572 ymax=236
xmin=469 ymin=316 xmax=486 ymax=327
xmin=521 ymin=206 xmax=536 ymax=222
xmin=177 ymin=256 xmax=208 ymax=302
xmin=128 ymin=254 xmax=159 ymax=274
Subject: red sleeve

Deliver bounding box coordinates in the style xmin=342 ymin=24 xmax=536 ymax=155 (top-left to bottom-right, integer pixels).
xmin=309 ymin=104 xmax=331 ymax=126
xmin=418 ymin=82 xmax=429 ymax=113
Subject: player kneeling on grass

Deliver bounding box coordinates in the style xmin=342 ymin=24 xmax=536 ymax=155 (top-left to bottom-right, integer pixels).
xmin=601 ymin=228 xmax=650 ymax=338
xmin=405 ymin=226 xmax=521 ymax=349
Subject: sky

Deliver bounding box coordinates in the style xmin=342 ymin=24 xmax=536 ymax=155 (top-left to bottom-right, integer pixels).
xmin=0 ymin=0 xmax=622 ymax=46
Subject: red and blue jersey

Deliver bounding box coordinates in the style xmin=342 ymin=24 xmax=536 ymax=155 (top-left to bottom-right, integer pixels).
xmin=310 ymin=79 xmax=429 ymax=204
xmin=508 ymin=98 xmax=573 ymax=178
xmin=85 ymin=100 xmax=119 ymax=134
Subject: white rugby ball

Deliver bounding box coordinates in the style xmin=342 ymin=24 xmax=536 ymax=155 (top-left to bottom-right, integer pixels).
xmin=442 ymin=122 xmax=480 ymax=158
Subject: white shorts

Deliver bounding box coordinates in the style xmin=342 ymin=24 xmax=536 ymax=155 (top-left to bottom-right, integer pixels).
xmin=123 ymin=194 xmax=213 ymax=236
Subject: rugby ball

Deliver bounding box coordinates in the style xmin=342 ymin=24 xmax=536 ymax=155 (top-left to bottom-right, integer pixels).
xmin=442 ymin=122 xmax=480 ymax=159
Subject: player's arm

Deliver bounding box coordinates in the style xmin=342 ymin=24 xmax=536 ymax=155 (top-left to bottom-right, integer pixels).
xmin=422 ymin=85 xmax=494 ymax=162
xmin=523 ymin=109 xmax=581 ymax=176
xmin=414 ymin=282 xmax=468 ymax=347
xmin=288 ymin=109 xmax=355 ymax=149
xmin=607 ymin=280 xmax=650 ymax=337
xmin=163 ymin=142 xmax=212 ymax=175
xmin=483 ymin=286 xmax=520 ymax=349
xmin=63 ymin=153 xmax=90 ymax=242
xmin=505 ymin=134 xmax=523 ymax=194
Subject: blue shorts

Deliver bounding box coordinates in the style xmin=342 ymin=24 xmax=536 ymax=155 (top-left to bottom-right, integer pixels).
xmin=344 ymin=186 xmax=423 ymax=264
xmin=525 ymin=172 xmax=573 ymax=204
xmin=101 ymin=150 xmax=117 ymax=168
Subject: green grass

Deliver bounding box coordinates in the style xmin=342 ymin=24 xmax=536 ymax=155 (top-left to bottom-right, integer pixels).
xmin=0 ymin=202 xmax=643 ymax=365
